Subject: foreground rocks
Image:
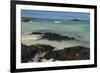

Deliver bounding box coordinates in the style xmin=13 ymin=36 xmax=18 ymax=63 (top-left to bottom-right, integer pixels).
xmin=21 ymin=44 xmax=90 ymax=63
xmin=21 ymin=44 xmax=55 ymax=63
xmin=44 ymin=46 xmax=90 ymax=61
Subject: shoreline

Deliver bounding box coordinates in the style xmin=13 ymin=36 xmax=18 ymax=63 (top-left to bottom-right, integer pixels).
xmin=21 ymin=32 xmax=90 ymax=63
xmin=21 ymin=32 xmax=89 ymax=49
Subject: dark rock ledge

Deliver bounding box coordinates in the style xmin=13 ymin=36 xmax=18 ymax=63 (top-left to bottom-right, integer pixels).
xmin=31 ymin=32 xmax=75 ymax=41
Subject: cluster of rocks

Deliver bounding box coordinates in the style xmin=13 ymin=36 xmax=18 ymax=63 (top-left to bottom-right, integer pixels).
xmin=31 ymin=32 xmax=75 ymax=41
xmin=21 ymin=44 xmax=90 ymax=63
xmin=21 ymin=44 xmax=54 ymax=63
xmin=44 ymin=46 xmax=90 ymax=61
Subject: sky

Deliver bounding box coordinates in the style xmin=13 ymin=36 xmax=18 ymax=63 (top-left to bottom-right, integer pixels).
xmin=21 ymin=10 xmax=90 ymax=20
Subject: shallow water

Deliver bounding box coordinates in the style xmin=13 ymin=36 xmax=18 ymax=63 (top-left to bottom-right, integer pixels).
xmin=21 ymin=19 xmax=90 ymax=47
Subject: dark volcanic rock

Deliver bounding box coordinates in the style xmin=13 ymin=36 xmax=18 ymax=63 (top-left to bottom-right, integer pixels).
xmin=21 ymin=44 xmax=33 ymax=63
xmin=21 ymin=43 xmax=90 ymax=63
xmin=64 ymin=46 xmax=90 ymax=60
xmin=44 ymin=46 xmax=90 ymax=61
xmin=31 ymin=32 xmax=43 ymax=35
xmin=44 ymin=50 xmax=68 ymax=61
xmin=21 ymin=44 xmax=55 ymax=63
xmin=41 ymin=32 xmax=75 ymax=41
xmin=31 ymin=32 xmax=75 ymax=41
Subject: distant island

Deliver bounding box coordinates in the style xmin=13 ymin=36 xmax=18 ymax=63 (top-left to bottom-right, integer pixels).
xmin=21 ymin=17 xmax=33 ymax=22
xmin=21 ymin=17 xmax=87 ymax=23
xmin=71 ymin=18 xmax=81 ymax=21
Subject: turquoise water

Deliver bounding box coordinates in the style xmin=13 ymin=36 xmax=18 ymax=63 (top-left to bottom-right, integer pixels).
xmin=21 ymin=20 xmax=90 ymax=44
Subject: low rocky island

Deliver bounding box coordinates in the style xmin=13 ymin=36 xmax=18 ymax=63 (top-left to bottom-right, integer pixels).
xmin=21 ymin=17 xmax=33 ymax=22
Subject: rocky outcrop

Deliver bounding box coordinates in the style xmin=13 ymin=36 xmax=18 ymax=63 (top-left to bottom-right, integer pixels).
xmin=44 ymin=46 xmax=90 ymax=61
xmin=21 ymin=43 xmax=90 ymax=63
xmin=21 ymin=44 xmax=55 ymax=63
xmin=31 ymin=32 xmax=75 ymax=41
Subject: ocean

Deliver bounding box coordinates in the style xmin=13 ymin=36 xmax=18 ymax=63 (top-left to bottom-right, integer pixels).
xmin=21 ymin=19 xmax=90 ymax=45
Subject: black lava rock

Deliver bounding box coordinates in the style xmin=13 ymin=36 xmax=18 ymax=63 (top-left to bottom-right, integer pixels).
xmin=44 ymin=46 xmax=90 ymax=61
xmin=31 ymin=32 xmax=75 ymax=41
xmin=21 ymin=44 xmax=55 ymax=63
xmin=21 ymin=44 xmax=90 ymax=62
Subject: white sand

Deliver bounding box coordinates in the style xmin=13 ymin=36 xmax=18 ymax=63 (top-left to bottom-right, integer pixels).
xmin=21 ymin=34 xmax=85 ymax=50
